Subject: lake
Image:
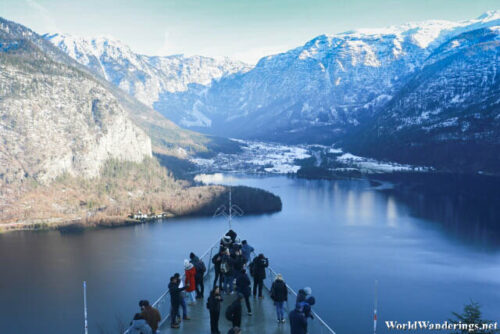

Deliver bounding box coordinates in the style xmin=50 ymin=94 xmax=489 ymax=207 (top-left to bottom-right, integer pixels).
xmin=1 ymin=174 xmax=499 ymax=334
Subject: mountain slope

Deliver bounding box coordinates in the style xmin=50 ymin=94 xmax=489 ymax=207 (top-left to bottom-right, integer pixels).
xmin=44 ymin=33 xmax=251 ymax=127
xmin=343 ymin=27 xmax=500 ymax=173
xmin=147 ymin=11 xmax=500 ymax=146
xmin=0 ymin=18 xmax=151 ymax=184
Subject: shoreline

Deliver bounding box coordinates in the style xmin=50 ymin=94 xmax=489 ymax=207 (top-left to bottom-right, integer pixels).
xmin=0 ymin=185 xmax=283 ymax=234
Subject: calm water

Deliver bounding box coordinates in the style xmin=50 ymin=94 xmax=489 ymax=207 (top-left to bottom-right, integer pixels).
xmin=1 ymin=174 xmax=500 ymax=334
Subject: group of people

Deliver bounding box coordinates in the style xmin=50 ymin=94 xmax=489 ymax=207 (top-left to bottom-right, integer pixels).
xmin=126 ymin=230 xmax=316 ymax=334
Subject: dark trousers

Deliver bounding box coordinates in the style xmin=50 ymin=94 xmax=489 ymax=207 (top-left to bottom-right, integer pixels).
xmin=243 ymin=294 xmax=252 ymax=313
xmin=253 ymin=278 xmax=264 ymax=297
xmin=213 ymin=271 xmax=222 ymax=288
xmin=170 ymin=303 xmax=179 ymax=325
xmin=195 ymin=274 xmax=204 ymax=298
xmin=210 ymin=311 xmax=220 ymax=333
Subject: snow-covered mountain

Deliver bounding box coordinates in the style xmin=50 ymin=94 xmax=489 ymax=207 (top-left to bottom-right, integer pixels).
xmin=45 ymin=11 xmax=500 ymax=172
xmin=343 ymin=25 xmax=500 ymax=172
xmin=44 ymin=33 xmax=251 ymax=126
xmin=154 ymin=11 xmax=499 ymax=145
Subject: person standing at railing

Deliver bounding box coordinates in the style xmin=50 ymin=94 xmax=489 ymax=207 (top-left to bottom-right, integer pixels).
xmin=206 ymin=287 xmax=223 ymax=334
xmin=190 ymin=252 xmax=206 ymax=299
xmin=289 ymin=304 xmax=308 ymax=334
xmin=271 ymin=274 xmax=288 ymax=324
xmin=241 ymin=240 xmax=254 ymax=264
xmin=173 ymin=273 xmax=190 ymax=321
xmin=250 ymin=253 xmax=269 ymax=299
xmin=235 ymin=268 xmax=252 ymax=315
xmin=169 ymin=276 xmax=186 ymax=329
xmin=212 ymin=248 xmax=225 ymax=289
xmin=184 ymin=259 xmax=197 ymax=304
xmin=296 ymin=287 xmax=316 ymax=320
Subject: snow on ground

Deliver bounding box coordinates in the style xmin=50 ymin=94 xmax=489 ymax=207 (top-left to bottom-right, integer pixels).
xmin=190 ymin=139 xmax=430 ymax=176
xmin=336 ymin=153 xmax=431 ymax=173
xmin=190 ymin=140 xmax=310 ymax=174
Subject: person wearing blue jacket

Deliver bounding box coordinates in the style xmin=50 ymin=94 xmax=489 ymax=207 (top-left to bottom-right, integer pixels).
xmin=289 ymin=304 xmax=308 ymax=334
xmin=241 ymin=240 xmax=254 ymax=263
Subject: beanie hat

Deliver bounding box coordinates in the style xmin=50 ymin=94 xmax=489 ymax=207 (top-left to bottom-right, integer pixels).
xmin=184 ymin=259 xmax=193 ymax=270
xmin=304 ymin=287 xmax=312 ymax=295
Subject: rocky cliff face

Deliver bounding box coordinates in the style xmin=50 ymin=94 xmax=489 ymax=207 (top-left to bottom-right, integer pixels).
xmin=0 ymin=18 xmax=152 ymax=184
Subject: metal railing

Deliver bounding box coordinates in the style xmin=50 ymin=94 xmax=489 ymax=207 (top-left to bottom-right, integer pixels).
xmin=124 ymin=238 xmax=221 ymax=333
xmin=262 ymin=263 xmax=337 ymax=334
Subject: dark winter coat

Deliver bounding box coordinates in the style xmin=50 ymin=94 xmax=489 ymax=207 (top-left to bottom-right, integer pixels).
xmin=271 ymin=279 xmax=288 ymax=302
xmin=235 ymin=272 xmax=251 ymax=297
xmin=252 ymin=256 xmax=269 ymax=280
xmin=289 ymin=308 xmax=308 ymax=334
xmin=207 ymin=291 xmax=223 ymax=314
xmin=232 ymin=254 xmax=245 ymax=272
xmin=168 ymin=281 xmax=186 ymax=306
xmin=225 ymin=299 xmax=242 ymax=327
xmin=141 ymin=306 xmax=161 ymax=332
xmin=212 ymin=253 xmax=223 ymax=273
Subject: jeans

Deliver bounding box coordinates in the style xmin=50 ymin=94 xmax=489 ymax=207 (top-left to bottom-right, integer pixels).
xmin=186 ymin=290 xmax=196 ymax=303
xmin=253 ymin=278 xmax=263 ymax=297
xmin=180 ymin=295 xmax=187 ymax=317
xmin=275 ymin=301 xmax=285 ymax=321
xmin=223 ymin=274 xmax=233 ymax=293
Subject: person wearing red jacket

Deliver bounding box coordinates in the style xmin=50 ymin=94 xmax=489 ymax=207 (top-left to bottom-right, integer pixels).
xmin=184 ymin=259 xmax=197 ymax=304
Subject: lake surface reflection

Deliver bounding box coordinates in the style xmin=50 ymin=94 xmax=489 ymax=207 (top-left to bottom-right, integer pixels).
xmin=0 ymin=174 xmax=499 ymax=334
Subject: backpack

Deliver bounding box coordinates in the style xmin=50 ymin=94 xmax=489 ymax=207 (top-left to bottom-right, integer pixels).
xmin=195 ymin=259 xmax=206 ymax=273
xmin=249 ymin=259 xmax=256 ymax=277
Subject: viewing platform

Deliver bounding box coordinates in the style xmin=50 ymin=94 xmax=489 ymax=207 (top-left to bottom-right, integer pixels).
xmin=129 ymin=237 xmax=336 ymax=334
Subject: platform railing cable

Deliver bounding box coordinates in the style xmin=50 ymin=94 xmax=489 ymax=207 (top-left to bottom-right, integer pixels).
xmin=253 ymin=251 xmax=337 ymax=334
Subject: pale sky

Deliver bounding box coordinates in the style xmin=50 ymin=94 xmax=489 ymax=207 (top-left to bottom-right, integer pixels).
xmin=1 ymin=0 xmax=498 ymax=64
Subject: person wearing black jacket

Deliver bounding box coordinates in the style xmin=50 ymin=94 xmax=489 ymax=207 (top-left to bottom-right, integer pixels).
xmin=232 ymin=249 xmax=245 ymax=273
xmin=212 ymin=248 xmax=225 ymax=289
xmin=207 ymin=287 xmax=223 ymax=334
xmin=252 ymin=253 xmax=269 ymax=298
xmin=168 ymin=276 xmax=186 ymax=328
xmin=225 ymin=295 xmax=242 ymax=328
xmin=271 ymin=274 xmax=288 ymax=323
xmin=235 ymin=269 xmax=252 ymax=315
